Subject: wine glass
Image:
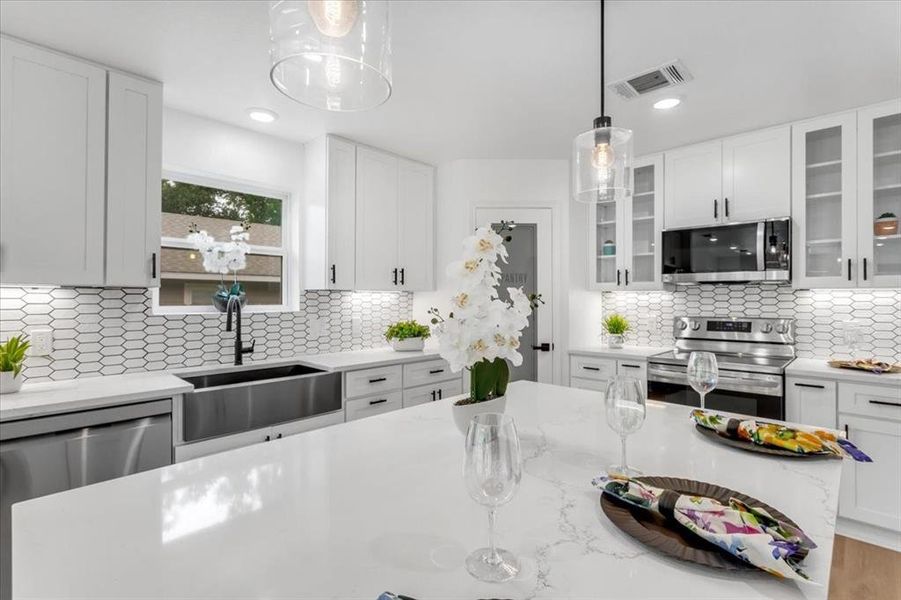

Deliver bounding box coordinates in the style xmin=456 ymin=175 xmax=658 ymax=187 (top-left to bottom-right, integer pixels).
xmin=463 ymin=413 xmax=523 ymax=582
xmin=605 ymin=376 xmax=647 ymax=477
xmin=687 ymin=351 xmax=719 ymax=409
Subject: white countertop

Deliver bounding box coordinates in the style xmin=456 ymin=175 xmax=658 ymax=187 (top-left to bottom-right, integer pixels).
xmin=12 ymin=381 xmax=841 ymax=599
xmin=786 ymin=358 xmax=901 ymax=386
xmin=0 ymin=372 xmax=192 ymax=422
xmin=569 ymin=344 xmax=672 ymax=360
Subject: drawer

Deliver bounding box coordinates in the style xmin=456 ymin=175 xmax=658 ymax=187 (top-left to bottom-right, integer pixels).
xmin=570 ymin=377 xmax=610 ymax=392
xmin=569 ymin=355 xmax=616 ymax=381
xmin=838 ymin=382 xmax=901 ymax=421
xmin=346 ymin=391 xmax=403 ymax=422
xmin=403 ymin=358 xmax=456 ymax=388
xmin=617 ymin=360 xmax=647 ymax=380
xmin=403 ymin=379 xmax=464 ymax=408
xmin=345 ymin=365 xmax=403 ymax=399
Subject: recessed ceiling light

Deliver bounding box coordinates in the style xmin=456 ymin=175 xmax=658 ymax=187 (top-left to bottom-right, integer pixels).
xmin=653 ymin=98 xmax=681 ymax=110
xmin=247 ymin=107 xmax=278 ymax=123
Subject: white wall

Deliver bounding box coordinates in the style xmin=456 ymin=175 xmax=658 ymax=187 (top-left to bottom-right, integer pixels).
xmin=412 ymin=159 xmax=573 ymax=384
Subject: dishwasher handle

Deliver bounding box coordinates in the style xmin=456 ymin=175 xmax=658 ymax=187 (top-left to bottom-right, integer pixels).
xmin=0 ymin=399 xmax=172 ymax=441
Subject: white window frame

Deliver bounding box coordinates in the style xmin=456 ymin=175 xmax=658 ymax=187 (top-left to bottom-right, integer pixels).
xmin=152 ymin=169 xmax=299 ymax=315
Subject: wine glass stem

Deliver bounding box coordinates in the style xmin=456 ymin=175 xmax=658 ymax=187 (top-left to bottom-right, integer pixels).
xmin=620 ymin=434 xmax=628 ymax=471
xmin=486 ymin=507 xmax=501 ymax=566
xmin=700 ymin=391 xmax=706 ymax=410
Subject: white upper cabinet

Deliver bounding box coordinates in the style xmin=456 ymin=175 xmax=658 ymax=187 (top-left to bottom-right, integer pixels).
xmin=105 ymin=72 xmax=162 ymax=287
xmin=397 ymin=158 xmax=435 ymax=291
xmin=792 ymin=112 xmax=859 ymax=288
xmin=664 ymin=140 xmax=723 ymax=228
xmin=721 ymin=126 xmax=791 ymax=222
xmin=0 ymin=36 xmax=106 ymax=286
xmin=856 ymin=99 xmax=901 ymax=288
xmin=303 ymin=135 xmax=356 ymax=289
xmin=355 ymin=147 xmax=399 ymax=291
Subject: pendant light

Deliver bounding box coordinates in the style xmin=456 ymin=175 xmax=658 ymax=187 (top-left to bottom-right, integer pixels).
xmin=269 ymin=0 xmax=392 ymax=112
xmin=572 ymin=0 xmax=633 ymax=203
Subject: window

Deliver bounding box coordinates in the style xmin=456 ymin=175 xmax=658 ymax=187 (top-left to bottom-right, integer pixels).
xmin=153 ymin=172 xmax=293 ymax=313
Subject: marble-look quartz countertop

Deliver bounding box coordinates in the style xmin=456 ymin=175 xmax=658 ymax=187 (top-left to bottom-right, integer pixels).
xmin=0 ymin=372 xmax=192 ymax=422
xmin=569 ymin=345 xmax=673 ymax=360
xmin=12 ymin=381 xmax=841 ymax=599
xmin=786 ymin=357 xmax=901 ymax=386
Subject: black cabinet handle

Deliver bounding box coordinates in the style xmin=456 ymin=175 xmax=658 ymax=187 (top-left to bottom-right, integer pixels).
xmin=869 ymin=400 xmax=901 ymax=408
xmin=431 ymin=390 xmax=436 ymax=401
xmin=620 ymin=363 xmax=641 ymax=369
xmin=392 ymin=268 xmax=398 ymax=285
xmin=724 ymin=197 xmax=729 ymax=219
xmin=151 ymin=252 xmax=157 ymax=279
xmin=616 ymin=269 xmax=621 ymax=286
xmin=276 ymin=433 xmax=283 ymax=439
xmin=532 ymin=343 xmax=552 ymax=352
xmin=863 ymin=258 xmax=868 ymax=280
xmin=793 ymin=382 xmax=825 ymax=389
xmin=438 ymin=388 xmax=443 ymax=399
xmin=843 ymin=423 xmax=849 ymax=438
xmin=582 ymin=366 xmax=600 ymax=371
xmin=624 ymin=269 xmax=629 ymax=286
xmin=264 ymin=435 xmax=271 ymax=442
xmin=330 ymin=264 xmax=336 ymax=284
xmin=368 ymin=377 xmax=387 ymax=383
xmin=369 ymin=399 xmax=388 ymax=406
xmin=400 ymin=268 xmax=405 ymax=285
xmin=848 ymin=258 xmax=852 ymax=281
xmin=429 ymin=369 xmax=445 ymax=374
xmin=714 ymin=199 xmax=718 ymax=220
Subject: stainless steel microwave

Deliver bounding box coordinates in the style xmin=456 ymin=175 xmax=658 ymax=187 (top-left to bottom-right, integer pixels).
xmin=661 ymin=218 xmax=791 ymax=284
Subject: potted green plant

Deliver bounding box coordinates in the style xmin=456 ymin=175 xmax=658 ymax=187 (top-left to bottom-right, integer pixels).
xmin=602 ymin=314 xmax=630 ymax=349
xmin=874 ymin=212 xmax=898 ymax=236
xmin=0 ymin=335 xmax=30 ymax=395
xmin=385 ymin=320 xmax=431 ymax=351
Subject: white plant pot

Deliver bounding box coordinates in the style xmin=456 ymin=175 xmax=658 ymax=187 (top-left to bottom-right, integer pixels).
xmin=0 ymin=371 xmax=23 ymax=395
xmin=391 ymin=337 xmax=425 ymax=352
xmin=607 ymin=334 xmax=624 ymax=349
xmin=452 ymin=395 xmax=507 ymax=435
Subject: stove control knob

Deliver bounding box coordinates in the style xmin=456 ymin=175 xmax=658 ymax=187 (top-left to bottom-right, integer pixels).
xmin=760 ymin=322 xmax=773 ymax=334
xmin=775 ymin=322 xmax=788 ymax=334
xmin=678 ymin=320 xmax=688 ymax=331
xmin=690 ymin=320 xmax=701 ymax=331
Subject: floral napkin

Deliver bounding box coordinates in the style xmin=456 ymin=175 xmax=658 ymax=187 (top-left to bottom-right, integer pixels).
xmin=593 ymin=476 xmax=817 ymax=583
xmin=691 ymin=409 xmax=872 ymax=462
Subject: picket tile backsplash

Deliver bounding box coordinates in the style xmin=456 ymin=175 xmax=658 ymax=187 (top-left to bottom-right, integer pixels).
xmin=0 ymin=288 xmax=413 ymax=382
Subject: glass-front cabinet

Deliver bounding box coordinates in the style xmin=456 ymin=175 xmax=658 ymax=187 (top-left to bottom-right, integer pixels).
xmin=857 ymin=100 xmax=901 ymax=288
xmin=588 ymin=154 xmax=663 ymax=290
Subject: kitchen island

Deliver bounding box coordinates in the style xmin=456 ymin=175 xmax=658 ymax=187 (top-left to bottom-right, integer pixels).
xmin=11 ymin=381 xmax=843 ymax=599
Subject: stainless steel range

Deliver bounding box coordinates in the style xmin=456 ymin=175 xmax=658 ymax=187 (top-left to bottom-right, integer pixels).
xmin=647 ymin=316 xmax=796 ymax=419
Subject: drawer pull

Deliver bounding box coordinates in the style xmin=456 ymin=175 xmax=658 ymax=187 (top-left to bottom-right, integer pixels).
xmin=368 ymin=377 xmax=387 ymax=383
xmin=429 ymin=369 xmax=445 ymax=374
xmin=843 ymin=423 xmax=849 ymax=438
xmin=582 ymin=366 xmax=601 ymax=371
xmin=369 ymin=399 xmax=388 ymax=406
xmin=793 ymin=383 xmax=825 ymax=389
xmin=620 ymin=364 xmax=641 ymax=369
xmin=869 ymin=400 xmax=901 ymax=408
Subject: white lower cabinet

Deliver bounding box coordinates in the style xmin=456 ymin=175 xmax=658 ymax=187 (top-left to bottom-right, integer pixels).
xmin=570 ymin=377 xmax=609 ymax=392
xmin=785 ymin=378 xmax=837 ymax=428
xmin=346 ymin=391 xmax=404 ymax=422
xmin=568 ymin=354 xmax=649 ymax=394
xmin=403 ymin=379 xmax=463 ymax=408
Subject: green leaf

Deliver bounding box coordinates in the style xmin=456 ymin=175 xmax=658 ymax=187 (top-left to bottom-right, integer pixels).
xmin=384 ymin=320 xmax=431 ymax=341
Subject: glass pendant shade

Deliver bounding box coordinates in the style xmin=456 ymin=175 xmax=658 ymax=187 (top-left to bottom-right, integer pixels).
xmin=572 ymin=117 xmax=634 ymax=203
xmin=269 ymin=0 xmax=392 ymax=112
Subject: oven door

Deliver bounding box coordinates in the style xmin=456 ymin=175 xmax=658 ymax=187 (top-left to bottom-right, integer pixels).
xmin=647 ymin=363 xmax=784 ymax=420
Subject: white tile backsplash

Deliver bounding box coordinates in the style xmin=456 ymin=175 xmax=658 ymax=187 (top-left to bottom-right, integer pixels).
xmin=602 ymin=284 xmax=901 ymax=361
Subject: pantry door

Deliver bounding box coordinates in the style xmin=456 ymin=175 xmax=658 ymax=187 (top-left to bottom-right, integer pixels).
xmin=474 ymin=208 xmax=553 ymax=384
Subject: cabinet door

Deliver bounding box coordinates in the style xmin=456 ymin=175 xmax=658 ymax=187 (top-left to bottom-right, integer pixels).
xmin=856 ymin=100 xmax=901 ymax=288
xmin=106 ymin=72 xmax=162 ymax=287
xmin=785 ymin=378 xmax=837 ymax=428
xmin=397 ymin=159 xmax=434 ymax=291
xmin=355 ymin=147 xmax=398 ymax=290
xmin=792 ymin=112 xmax=858 ymax=288
xmin=663 ymin=141 xmax=723 ymax=228
xmin=327 ymin=136 xmax=356 ymax=289
xmin=346 ymin=391 xmax=403 ymax=422
xmin=588 ymin=190 xmax=625 ymax=289
xmin=722 ymin=126 xmax=791 ymax=222
xmin=624 ymin=154 xmax=663 ymax=290
xmin=402 ymin=384 xmax=438 ymax=408
xmin=838 ymin=414 xmax=901 ymax=531
xmin=0 ymin=37 xmax=106 ymax=286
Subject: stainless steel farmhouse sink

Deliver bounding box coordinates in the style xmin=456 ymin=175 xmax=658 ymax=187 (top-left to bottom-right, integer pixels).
xmin=178 ymin=364 xmax=342 ymax=443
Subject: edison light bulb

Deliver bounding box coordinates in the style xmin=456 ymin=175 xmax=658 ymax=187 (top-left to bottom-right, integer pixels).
xmin=591 ymin=142 xmax=615 ymax=170
xmin=308 ymin=0 xmax=359 ymax=38
xmin=325 ymin=55 xmax=342 ymax=88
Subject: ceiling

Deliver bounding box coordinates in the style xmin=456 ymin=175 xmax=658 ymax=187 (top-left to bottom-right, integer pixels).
xmin=1 ymin=1 xmax=899 ymax=164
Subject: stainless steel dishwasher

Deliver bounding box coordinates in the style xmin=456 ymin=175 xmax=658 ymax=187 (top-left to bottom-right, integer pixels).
xmin=0 ymin=400 xmax=172 ymax=600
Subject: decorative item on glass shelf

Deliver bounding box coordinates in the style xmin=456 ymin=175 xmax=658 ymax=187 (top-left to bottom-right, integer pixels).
xmin=874 ymin=212 xmax=899 ymax=236
xmin=186 ymin=222 xmax=251 ymax=312
xmin=602 ymin=313 xmax=630 ymax=349
xmin=601 ymin=239 xmax=616 ymax=256
xmin=0 ymin=335 xmax=30 ymax=395
xmin=385 ymin=320 xmax=431 ymax=352
xmin=428 ymin=221 xmax=544 ymax=433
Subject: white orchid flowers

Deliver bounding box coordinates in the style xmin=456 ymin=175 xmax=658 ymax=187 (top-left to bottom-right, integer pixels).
xmin=430 ymin=223 xmax=540 ymax=373
xmin=186 ymin=223 xmax=251 ymax=276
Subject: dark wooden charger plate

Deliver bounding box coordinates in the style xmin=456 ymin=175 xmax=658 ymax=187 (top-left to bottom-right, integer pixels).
xmin=695 ymin=423 xmax=841 ymax=459
xmin=600 ymin=476 xmax=809 ymax=571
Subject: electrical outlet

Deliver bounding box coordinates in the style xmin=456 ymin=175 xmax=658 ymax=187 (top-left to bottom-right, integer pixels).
xmin=351 ymin=317 xmax=362 ymax=338
xmin=30 ymin=328 xmax=53 ymax=356
xmin=307 ymin=316 xmax=322 ymax=339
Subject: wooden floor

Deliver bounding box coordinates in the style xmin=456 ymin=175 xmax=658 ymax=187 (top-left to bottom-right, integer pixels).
xmin=829 ymin=535 xmax=901 ymax=599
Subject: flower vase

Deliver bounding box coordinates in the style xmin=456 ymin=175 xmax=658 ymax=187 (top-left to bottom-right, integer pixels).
xmin=607 ymin=334 xmax=624 ymax=349
xmin=452 ymin=395 xmax=507 ymax=434
xmin=391 ymin=337 xmax=425 ymax=352
xmin=0 ymin=371 xmax=23 ymax=395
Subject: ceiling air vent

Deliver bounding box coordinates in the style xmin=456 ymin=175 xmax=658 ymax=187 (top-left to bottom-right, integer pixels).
xmin=608 ymin=60 xmax=693 ymax=100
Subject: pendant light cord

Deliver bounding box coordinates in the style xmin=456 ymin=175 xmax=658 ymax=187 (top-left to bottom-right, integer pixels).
xmin=600 ymin=0 xmax=605 ymax=116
